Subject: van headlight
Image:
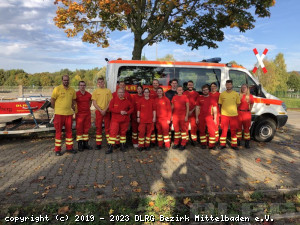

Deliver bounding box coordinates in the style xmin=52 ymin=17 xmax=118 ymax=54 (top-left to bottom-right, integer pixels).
xmin=281 ymin=102 xmax=287 ymax=111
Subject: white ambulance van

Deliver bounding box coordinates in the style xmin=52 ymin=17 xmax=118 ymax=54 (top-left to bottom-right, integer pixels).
xmin=106 ymin=58 xmax=288 ymax=142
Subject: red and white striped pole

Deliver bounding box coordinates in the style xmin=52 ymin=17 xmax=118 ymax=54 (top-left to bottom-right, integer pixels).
xmin=252 ymin=48 xmax=268 ymax=73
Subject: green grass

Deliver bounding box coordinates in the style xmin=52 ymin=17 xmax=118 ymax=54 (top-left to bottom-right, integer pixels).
xmin=1 ymin=192 xmax=299 ymax=225
xmin=280 ymin=98 xmax=300 ymax=108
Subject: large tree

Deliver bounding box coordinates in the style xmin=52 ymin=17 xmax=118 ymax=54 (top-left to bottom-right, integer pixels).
xmin=54 ymin=0 xmax=275 ymax=60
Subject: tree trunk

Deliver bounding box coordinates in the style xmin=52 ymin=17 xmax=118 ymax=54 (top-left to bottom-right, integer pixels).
xmin=132 ymin=34 xmax=143 ymax=60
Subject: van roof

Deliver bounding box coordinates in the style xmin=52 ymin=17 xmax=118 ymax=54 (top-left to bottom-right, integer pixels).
xmin=108 ymin=60 xmax=245 ymax=69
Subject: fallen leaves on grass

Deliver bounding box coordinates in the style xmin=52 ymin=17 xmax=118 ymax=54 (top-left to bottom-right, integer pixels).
xmin=255 ymin=158 xmax=261 ymax=163
xmin=266 ymin=159 xmax=272 ymax=164
xmin=149 ymin=201 xmax=155 ymax=207
xmin=68 ymin=185 xmax=75 ymax=189
xmin=130 ymin=181 xmax=139 ymax=187
xmin=109 ymin=209 xmax=114 ymax=215
xmin=183 ymin=197 xmax=191 ymax=205
xmin=93 ymin=183 xmax=106 ymax=189
xmin=38 ymin=176 xmax=46 ymax=180
xmin=58 ymin=206 xmax=70 ymax=215
xmin=132 ymin=188 xmax=142 ymax=193
xmin=81 ymin=188 xmax=88 ymax=192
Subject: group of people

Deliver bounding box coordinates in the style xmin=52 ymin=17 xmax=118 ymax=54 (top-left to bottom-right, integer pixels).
xmin=50 ymin=75 xmax=254 ymax=156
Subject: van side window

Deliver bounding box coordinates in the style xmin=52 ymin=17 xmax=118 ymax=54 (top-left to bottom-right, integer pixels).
xmin=176 ymin=68 xmax=221 ymax=92
xmin=118 ymin=66 xmax=174 ymax=86
xmin=229 ymin=70 xmax=260 ymax=96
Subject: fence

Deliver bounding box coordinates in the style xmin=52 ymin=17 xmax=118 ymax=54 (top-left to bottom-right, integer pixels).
xmin=270 ymin=91 xmax=300 ymax=99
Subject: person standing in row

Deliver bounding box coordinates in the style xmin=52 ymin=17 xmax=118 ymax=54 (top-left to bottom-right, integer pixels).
xmin=165 ymin=79 xmax=178 ymax=102
xmin=218 ymin=80 xmax=240 ymax=150
xmin=155 ymin=87 xmax=171 ymax=151
xmin=106 ymin=88 xmax=133 ymax=154
xmin=209 ymin=82 xmax=220 ymax=142
xmin=150 ymin=79 xmax=159 ymax=99
xmin=131 ymin=85 xmax=144 ymax=148
xmin=51 ymin=75 xmax=77 ymax=156
xmin=75 ymin=81 xmax=92 ymax=151
xmin=237 ymin=84 xmax=254 ymax=148
xmin=171 ymin=86 xmax=189 ymax=150
xmin=137 ymin=88 xmax=156 ymax=151
xmin=92 ymin=77 xmax=112 ymax=150
xmin=183 ymin=80 xmax=199 ymax=145
xmin=196 ymin=85 xmax=217 ymax=149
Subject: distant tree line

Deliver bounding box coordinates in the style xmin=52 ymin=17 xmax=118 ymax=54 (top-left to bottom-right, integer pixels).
xmin=1 ymin=53 xmax=299 ymax=93
xmin=0 ymin=67 xmax=106 ymax=87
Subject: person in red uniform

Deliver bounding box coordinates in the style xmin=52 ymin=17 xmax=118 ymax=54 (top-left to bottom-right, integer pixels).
xmin=51 ymin=75 xmax=77 ymax=156
xmin=171 ymin=86 xmax=189 ymax=150
xmin=75 ymin=81 xmax=92 ymax=151
xmin=137 ymin=88 xmax=156 ymax=151
xmin=149 ymin=79 xmax=159 ymax=99
xmin=196 ymin=84 xmax=218 ymax=149
xmin=149 ymin=79 xmax=159 ymax=145
xmin=237 ymin=84 xmax=254 ymax=148
xmin=209 ymin=82 xmax=220 ymax=142
xmin=183 ymin=80 xmax=199 ymax=145
xmin=155 ymin=87 xmax=171 ymax=151
xmin=112 ymin=80 xmax=132 ymax=146
xmin=107 ymin=88 xmax=133 ymax=154
xmin=131 ymin=85 xmax=144 ymax=148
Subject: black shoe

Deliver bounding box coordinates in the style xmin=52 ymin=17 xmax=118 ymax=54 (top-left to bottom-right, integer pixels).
xmin=237 ymin=140 xmax=241 ymax=146
xmin=209 ymin=146 xmax=217 ymax=150
xmin=96 ymin=145 xmax=102 ymax=150
xmin=66 ymin=149 xmax=77 ymax=154
xmin=150 ymin=143 xmax=156 ymax=148
xmin=120 ymin=143 xmax=126 ymax=152
xmin=172 ymin=144 xmax=180 ymax=149
xmin=164 ymin=147 xmax=170 ymax=151
xmin=201 ymin=145 xmax=207 ymax=149
xmin=83 ymin=141 xmax=93 ymax=150
xmin=145 ymin=146 xmax=151 ymax=151
xmin=190 ymin=141 xmax=195 ymax=146
xmin=179 ymin=145 xmax=186 ymax=150
xmin=114 ymin=144 xmax=120 ymax=149
xmin=138 ymin=147 xmax=143 ymax=152
xmin=105 ymin=144 xmax=113 ymax=154
xmin=232 ymin=146 xmax=238 ymax=150
xmin=220 ymin=146 xmax=226 ymax=150
xmin=55 ymin=151 xmax=62 ymax=156
xmin=78 ymin=141 xmax=84 ymax=152
xmin=245 ymin=140 xmax=250 ymax=149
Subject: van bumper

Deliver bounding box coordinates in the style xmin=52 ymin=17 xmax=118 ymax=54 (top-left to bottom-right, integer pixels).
xmin=277 ymin=115 xmax=288 ymax=128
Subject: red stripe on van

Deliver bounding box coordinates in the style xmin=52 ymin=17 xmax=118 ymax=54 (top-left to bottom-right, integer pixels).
xmin=254 ymin=98 xmax=283 ymax=105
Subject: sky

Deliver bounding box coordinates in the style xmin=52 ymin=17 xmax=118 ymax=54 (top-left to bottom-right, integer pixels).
xmin=0 ymin=0 xmax=300 ymax=74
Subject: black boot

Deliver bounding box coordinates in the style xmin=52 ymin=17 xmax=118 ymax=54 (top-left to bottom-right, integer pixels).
xmin=120 ymin=143 xmax=127 ymax=152
xmin=96 ymin=144 xmax=102 ymax=150
xmin=83 ymin=141 xmax=93 ymax=150
xmin=105 ymin=144 xmax=113 ymax=154
xmin=78 ymin=140 xmax=84 ymax=152
xmin=237 ymin=139 xmax=241 ymax=146
xmin=245 ymin=140 xmax=250 ymax=149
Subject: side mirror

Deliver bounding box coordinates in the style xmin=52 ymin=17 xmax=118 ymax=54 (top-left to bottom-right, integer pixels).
xmin=258 ymin=84 xmax=262 ymax=97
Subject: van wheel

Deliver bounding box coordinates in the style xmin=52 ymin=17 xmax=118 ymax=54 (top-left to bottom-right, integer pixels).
xmin=253 ymin=118 xmax=276 ymax=142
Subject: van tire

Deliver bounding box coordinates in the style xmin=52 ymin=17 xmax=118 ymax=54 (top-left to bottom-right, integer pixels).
xmin=253 ymin=118 xmax=276 ymax=142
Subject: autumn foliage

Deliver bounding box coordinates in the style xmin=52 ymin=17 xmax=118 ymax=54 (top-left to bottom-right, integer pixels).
xmin=54 ymin=0 xmax=275 ymax=60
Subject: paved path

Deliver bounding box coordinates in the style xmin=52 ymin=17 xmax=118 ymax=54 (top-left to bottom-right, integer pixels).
xmin=0 ymin=112 xmax=299 ymax=206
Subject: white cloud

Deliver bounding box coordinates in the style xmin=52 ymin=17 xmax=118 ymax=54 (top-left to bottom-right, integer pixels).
xmin=224 ymin=34 xmax=254 ymax=43
xmin=22 ymin=0 xmax=53 ymax=8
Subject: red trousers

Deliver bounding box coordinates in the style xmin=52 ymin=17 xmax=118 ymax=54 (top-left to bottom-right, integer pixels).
xmin=214 ymin=113 xmax=220 ymax=142
xmin=156 ymin=119 xmax=171 ymax=148
xmin=188 ymin=116 xmax=197 ymax=142
xmin=76 ymin=113 xmax=91 ymax=141
xmin=131 ymin=115 xmax=138 ymax=145
xmin=138 ymin=123 xmax=154 ymax=148
xmin=95 ymin=110 xmax=110 ymax=145
xmin=151 ymin=124 xmax=156 ymax=144
xmin=108 ymin=120 xmax=129 ymax=145
xmin=53 ymin=114 xmax=73 ymax=152
xmin=198 ymin=116 xmax=216 ymax=148
xmin=220 ymin=115 xmax=238 ymax=147
xmin=237 ymin=111 xmax=251 ymax=140
xmin=173 ymin=116 xmax=188 ymax=146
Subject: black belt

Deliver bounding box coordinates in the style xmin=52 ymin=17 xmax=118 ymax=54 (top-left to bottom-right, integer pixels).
xmin=239 ymin=110 xmax=250 ymax=112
